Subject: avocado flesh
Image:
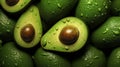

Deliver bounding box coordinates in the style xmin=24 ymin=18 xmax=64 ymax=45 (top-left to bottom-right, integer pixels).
xmin=0 ymin=0 xmax=31 ymax=13
xmin=14 ymin=5 xmax=42 ymax=48
xmin=41 ymin=17 xmax=88 ymax=52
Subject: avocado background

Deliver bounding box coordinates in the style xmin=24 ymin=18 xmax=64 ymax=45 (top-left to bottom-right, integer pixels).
xmin=0 ymin=0 xmax=120 ymax=67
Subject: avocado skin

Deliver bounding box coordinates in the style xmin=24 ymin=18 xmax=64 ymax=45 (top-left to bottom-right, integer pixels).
xmin=75 ymin=0 xmax=111 ymax=29
xmin=72 ymin=45 xmax=106 ymax=67
xmin=111 ymin=0 xmax=120 ymax=15
xmin=0 ymin=42 xmax=34 ymax=67
xmin=0 ymin=9 xmax=15 ymax=42
xmin=91 ymin=17 xmax=120 ymax=49
xmin=36 ymin=0 xmax=78 ymax=26
xmin=107 ymin=47 xmax=120 ymax=67
xmin=33 ymin=47 xmax=71 ymax=67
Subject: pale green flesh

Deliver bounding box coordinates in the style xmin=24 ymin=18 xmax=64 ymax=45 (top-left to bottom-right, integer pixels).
xmin=14 ymin=5 xmax=42 ymax=48
xmin=41 ymin=17 xmax=88 ymax=52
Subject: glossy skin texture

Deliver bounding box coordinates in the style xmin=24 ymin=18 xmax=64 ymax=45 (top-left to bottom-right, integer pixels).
xmin=92 ymin=17 xmax=120 ymax=49
xmin=75 ymin=0 xmax=111 ymax=29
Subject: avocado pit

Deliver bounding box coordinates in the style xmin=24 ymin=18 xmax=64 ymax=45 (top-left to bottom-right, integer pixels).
xmin=59 ymin=25 xmax=79 ymax=45
xmin=20 ymin=24 xmax=35 ymax=43
xmin=6 ymin=0 xmax=19 ymax=6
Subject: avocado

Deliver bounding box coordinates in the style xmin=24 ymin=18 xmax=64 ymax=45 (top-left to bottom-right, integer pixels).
xmin=36 ymin=0 xmax=78 ymax=26
xmin=0 ymin=9 xmax=16 ymax=42
xmin=0 ymin=40 xmax=2 ymax=48
xmin=0 ymin=42 xmax=34 ymax=67
xmin=0 ymin=0 xmax=31 ymax=13
xmin=107 ymin=47 xmax=120 ymax=67
xmin=91 ymin=17 xmax=120 ymax=49
xmin=72 ymin=45 xmax=106 ymax=67
xmin=33 ymin=47 xmax=71 ymax=67
xmin=111 ymin=0 xmax=120 ymax=15
xmin=75 ymin=0 xmax=111 ymax=29
xmin=41 ymin=17 xmax=88 ymax=52
xmin=14 ymin=5 xmax=42 ymax=48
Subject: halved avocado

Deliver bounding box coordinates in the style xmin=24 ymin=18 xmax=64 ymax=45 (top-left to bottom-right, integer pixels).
xmin=41 ymin=17 xmax=88 ymax=52
xmin=14 ymin=5 xmax=42 ymax=48
xmin=0 ymin=0 xmax=31 ymax=13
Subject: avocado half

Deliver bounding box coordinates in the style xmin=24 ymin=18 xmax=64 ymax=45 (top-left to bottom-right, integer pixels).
xmin=41 ymin=17 xmax=88 ymax=52
xmin=0 ymin=0 xmax=31 ymax=13
xmin=14 ymin=5 xmax=42 ymax=48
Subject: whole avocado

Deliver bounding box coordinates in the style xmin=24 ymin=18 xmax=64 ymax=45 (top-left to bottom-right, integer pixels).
xmin=36 ymin=0 xmax=78 ymax=26
xmin=75 ymin=0 xmax=111 ymax=29
xmin=91 ymin=17 xmax=120 ymax=49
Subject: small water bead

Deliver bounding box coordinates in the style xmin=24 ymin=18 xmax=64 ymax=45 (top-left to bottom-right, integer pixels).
xmin=59 ymin=25 xmax=79 ymax=45
xmin=20 ymin=24 xmax=35 ymax=43
xmin=6 ymin=0 xmax=19 ymax=6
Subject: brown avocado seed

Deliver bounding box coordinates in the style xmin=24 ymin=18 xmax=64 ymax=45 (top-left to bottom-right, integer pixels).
xmin=20 ymin=24 xmax=35 ymax=43
xmin=59 ymin=25 xmax=79 ymax=45
xmin=6 ymin=0 xmax=19 ymax=6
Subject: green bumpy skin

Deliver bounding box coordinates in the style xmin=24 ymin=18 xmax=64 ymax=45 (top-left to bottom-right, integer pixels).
xmin=91 ymin=17 xmax=120 ymax=49
xmin=0 ymin=0 xmax=31 ymax=13
xmin=0 ymin=42 xmax=34 ymax=67
xmin=75 ymin=0 xmax=111 ymax=29
xmin=111 ymin=0 xmax=120 ymax=15
xmin=36 ymin=0 xmax=77 ymax=25
xmin=107 ymin=47 xmax=120 ymax=67
xmin=41 ymin=17 xmax=88 ymax=52
xmin=14 ymin=5 xmax=42 ymax=48
xmin=0 ymin=9 xmax=16 ymax=42
xmin=72 ymin=45 xmax=106 ymax=67
xmin=33 ymin=47 xmax=71 ymax=67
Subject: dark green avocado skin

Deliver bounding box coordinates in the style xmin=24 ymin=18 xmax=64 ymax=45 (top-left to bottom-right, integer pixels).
xmin=0 ymin=9 xmax=16 ymax=42
xmin=36 ymin=0 xmax=78 ymax=26
xmin=72 ymin=45 xmax=106 ymax=67
xmin=75 ymin=0 xmax=111 ymax=29
xmin=107 ymin=47 xmax=120 ymax=67
xmin=91 ymin=17 xmax=120 ymax=49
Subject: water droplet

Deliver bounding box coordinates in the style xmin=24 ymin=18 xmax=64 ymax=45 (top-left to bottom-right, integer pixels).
xmin=66 ymin=18 xmax=70 ymax=22
xmin=55 ymin=28 xmax=59 ymax=31
xmin=2 ymin=60 xmax=5 ymax=64
xmin=102 ymin=38 xmax=106 ymax=41
xmin=103 ymin=28 xmax=109 ymax=34
xmin=41 ymin=53 xmax=48 ymax=56
xmin=105 ymin=6 xmax=108 ymax=9
xmin=113 ymin=30 xmax=120 ymax=36
xmin=6 ymin=29 xmax=10 ymax=32
xmin=14 ymin=63 xmax=18 ymax=66
xmin=80 ymin=13 xmax=84 ymax=16
xmin=98 ymin=8 xmax=102 ymax=11
xmin=30 ymin=8 xmax=34 ymax=12
xmin=65 ymin=46 xmax=69 ymax=50
xmin=42 ymin=40 xmax=47 ymax=47
xmin=84 ymin=58 xmax=88 ymax=61
xmin=57 ymin=3 xmax=62 ymax=9
xmin=94 ymin=56 xmax=99 ymax=59
xmin=94 ymin=14 xmax=97 ymax=17
xmin=95 ymin=2 xmax=98 ymax=5
xmin=88 ymin=1 xmax=91 ymax=4
xmin=52 ymin=11 xmax=55 ymax=14
xmin=48 ymin=1 xmax=51 ymax=4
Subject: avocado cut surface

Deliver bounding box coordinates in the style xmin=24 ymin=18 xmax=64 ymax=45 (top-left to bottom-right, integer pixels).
xmin=41 ymin=17 xmax=88 ymax=52
xmin=0 ymin=0 xmax=31 ymax=13
xmin=14 ymin=5 xmax=42 ymax=48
